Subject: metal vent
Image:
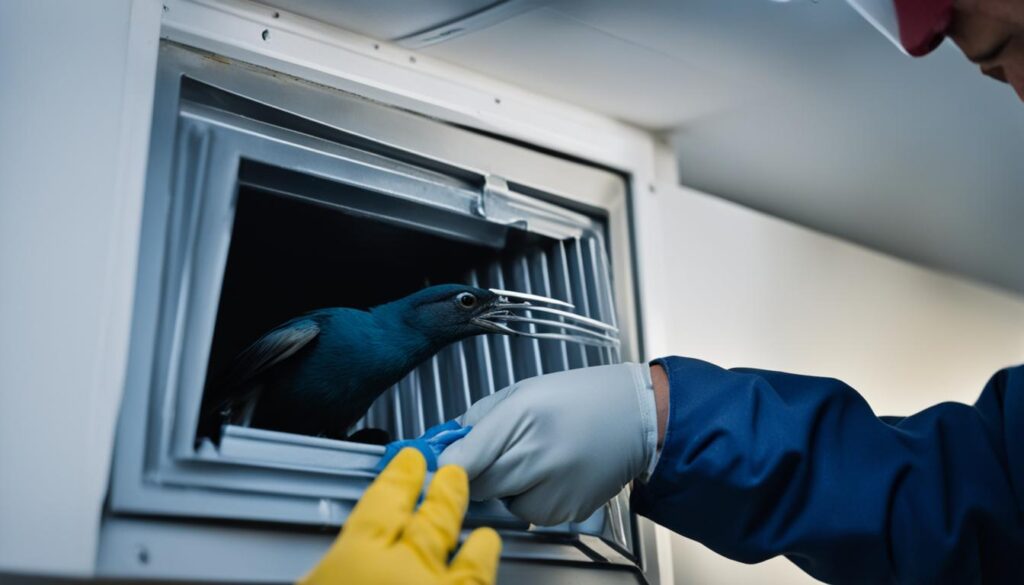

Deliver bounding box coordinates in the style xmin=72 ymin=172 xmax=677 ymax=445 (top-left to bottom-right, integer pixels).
xmin=355 ymin=234 xmax=621 ymax=439
xmin=105 ymin=45 xmax=650 ymax=582
xmin=353 ymin=233 xmax=634 ymax=550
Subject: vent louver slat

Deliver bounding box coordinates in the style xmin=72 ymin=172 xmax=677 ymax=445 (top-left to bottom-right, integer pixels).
xmin=453 ymin=342 xmax=473 ymax=416
xmin=531 ymin=248 xmax=569 ymax=373
xmin=468 ymin=270 xmax=497 ymax=399
xmin=507 ymin=255 xmax=545 ymax=381
xmin=553 ymin=240 xmax=588 ymax=369
xmin=429 ymin=355 xmax=444 ymax=428
xmin=487 ymin=261 xmax=518 ymax=390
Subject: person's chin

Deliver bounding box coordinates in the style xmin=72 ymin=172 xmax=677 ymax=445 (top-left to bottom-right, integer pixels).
xmin=1009 ymin=75 xmax=1024 ymax=101
xmin=987 ymin=65 xmax=1024 ymax=101
xmin=1013 ymin=80 xmax=1024 ymax=101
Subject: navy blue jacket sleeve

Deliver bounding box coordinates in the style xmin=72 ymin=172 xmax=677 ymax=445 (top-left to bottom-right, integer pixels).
xmin=632 ymin=357 xmax=1024 ymax=584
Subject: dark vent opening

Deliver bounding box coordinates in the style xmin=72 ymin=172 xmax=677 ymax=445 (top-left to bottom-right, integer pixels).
xmin=199 ymin=177 xmax=558 ymax=443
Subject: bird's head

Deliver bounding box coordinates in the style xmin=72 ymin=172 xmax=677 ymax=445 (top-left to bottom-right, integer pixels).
xmin=375 ymin=283 xmax=620 ymax=350
xmin=382 ymin=284 xmax=511 ymax=343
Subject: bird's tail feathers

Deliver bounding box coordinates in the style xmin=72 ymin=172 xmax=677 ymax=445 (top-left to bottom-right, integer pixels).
xmin=195 ymin=385 xmax=264 ymax=449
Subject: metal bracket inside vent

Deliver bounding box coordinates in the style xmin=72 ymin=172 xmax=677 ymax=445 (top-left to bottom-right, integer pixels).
xmin=474 ymin=174 xmax=590 ymax=242
xmin=474 ymin=175 xmax=526 ymax=228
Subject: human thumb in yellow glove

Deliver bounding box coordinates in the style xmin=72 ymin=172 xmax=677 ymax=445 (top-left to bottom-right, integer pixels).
xmin=299 ymin=448 xmax=502 ymax=585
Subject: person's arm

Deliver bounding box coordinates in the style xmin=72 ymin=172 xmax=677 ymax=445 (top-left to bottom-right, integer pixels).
xmin=634 ymin=357 xmax=1024 ymax=584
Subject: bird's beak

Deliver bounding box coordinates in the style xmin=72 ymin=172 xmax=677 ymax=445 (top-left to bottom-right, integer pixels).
xmin=470 ymin=295 xmax=514 ymax=333
xmin=470 ymin=289 xmax=620 ymax=349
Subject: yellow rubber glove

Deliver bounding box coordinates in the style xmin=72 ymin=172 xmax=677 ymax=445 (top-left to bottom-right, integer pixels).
xmin=299 ymin=448 xmax=501 ymax=585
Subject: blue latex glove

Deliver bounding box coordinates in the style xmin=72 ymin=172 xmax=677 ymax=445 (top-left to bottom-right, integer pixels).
xmin=375 ymin=420 xmax=472 ymax=472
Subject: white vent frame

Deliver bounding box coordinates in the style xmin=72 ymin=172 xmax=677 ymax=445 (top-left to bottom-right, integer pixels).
xmin=102 ymin=42 xmax=655 ymax=582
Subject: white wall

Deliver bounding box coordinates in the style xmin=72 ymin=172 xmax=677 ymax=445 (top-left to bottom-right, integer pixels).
xmin=0 ymin=1 xmax=161 ymax=576
xmin=647 ymin=150 xmax=1024 ymax=584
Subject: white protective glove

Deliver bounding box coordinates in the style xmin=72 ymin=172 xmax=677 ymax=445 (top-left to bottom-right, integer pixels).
xmin=438 ymin=363 xmax=660 ymax=526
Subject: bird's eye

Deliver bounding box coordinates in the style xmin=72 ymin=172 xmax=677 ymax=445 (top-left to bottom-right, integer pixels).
xmin=456 ymin=292 xmax=477 ymax=309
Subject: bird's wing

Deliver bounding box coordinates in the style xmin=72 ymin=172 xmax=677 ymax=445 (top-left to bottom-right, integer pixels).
xmin=219 ymin=316 xmax=321 ymax=393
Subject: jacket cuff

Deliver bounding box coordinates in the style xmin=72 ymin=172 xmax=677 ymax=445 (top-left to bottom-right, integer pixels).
xmin=640 ymin=356 xmax=722 ymax=497
xmin=631 ymin=362 xmax=660 ymax=482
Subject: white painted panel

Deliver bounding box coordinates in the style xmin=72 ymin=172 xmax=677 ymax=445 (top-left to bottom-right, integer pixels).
xmin=552 ymin=0 xmax=860 ymax=109
xmin=421 ymin=6 xmax=741 ymax=128
xmin=261 ymin=0 xmax=494 ymax=39
xmin=0 ymin=0 xmax=161 ymax=576
xmin=649 ymin=150 xmax=1024 ymax=583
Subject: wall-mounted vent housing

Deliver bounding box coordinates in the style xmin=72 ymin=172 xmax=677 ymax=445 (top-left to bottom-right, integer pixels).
xmin=101 ymin=42 xmax=656 ymax=584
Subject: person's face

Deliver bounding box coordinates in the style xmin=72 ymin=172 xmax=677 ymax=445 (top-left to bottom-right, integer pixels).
xmin=949 ymin=0 xmax=1024 ymax=100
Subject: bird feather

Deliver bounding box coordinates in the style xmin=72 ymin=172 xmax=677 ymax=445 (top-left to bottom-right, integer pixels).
xmin=219 ymin=316 xmax=321 ymax=391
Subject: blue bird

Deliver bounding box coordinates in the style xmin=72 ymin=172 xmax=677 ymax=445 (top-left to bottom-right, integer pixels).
xmin=199 ymin=284 xmax=513 ymax=446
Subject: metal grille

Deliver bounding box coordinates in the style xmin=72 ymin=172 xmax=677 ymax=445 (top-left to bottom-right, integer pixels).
xmin=352 ymin=231 xmax=633 ymax=548
xmin=354 ymin=234 xmax=621 ymax=439
xmin=105 ymin=45 xmax=649 ymax=579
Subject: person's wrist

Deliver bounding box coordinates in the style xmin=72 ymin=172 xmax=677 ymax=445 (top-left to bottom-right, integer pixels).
xmin=650 ymin=363 xmax=669 ymax=447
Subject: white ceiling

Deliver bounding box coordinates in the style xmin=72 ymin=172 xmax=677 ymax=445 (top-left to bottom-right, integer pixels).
xmin=265 ymin=0 xmax=1024 ymax=296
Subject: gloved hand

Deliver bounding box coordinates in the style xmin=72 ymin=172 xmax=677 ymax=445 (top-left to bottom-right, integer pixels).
xmin=299 ymin=448 xmax=501 ymax=585
xmin=438 ymin=363 xmax=660 ymax=526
